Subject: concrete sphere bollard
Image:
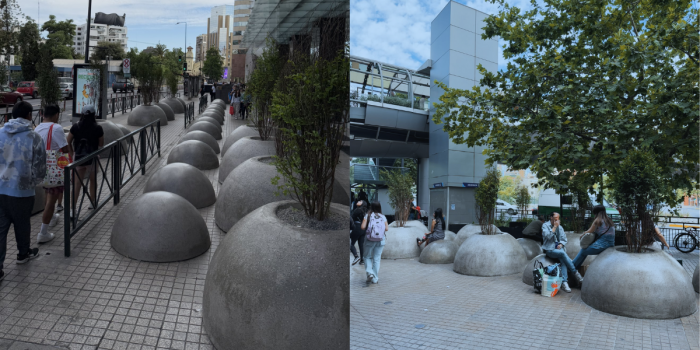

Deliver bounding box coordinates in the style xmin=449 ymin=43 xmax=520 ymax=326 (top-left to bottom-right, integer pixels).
xmin=207 ymin=105 xmax=225 ymax=114
xmin=118 ymin=125 xmax=131 ymax=137
xmin=167 ymin=140 xmax=219 ymax=170
xmin=197 ymin=117 xmax=223 ymax=132
xmin=162 ymin=97 xmax=185 ymax=114
xmin=127 ymin=105 xmax=166 ymax=126
xmin=215 ymin=156 xmax=293 ymax=232
xmin=222 ymin=125 xmax=259 ymax=156
xmin=203 ymin=201 xmax=349 ymax=350
xmin=693 ymin=264 xmax=699 ymax=293
xmin=419 ymin=240 xmax=459 ymax=264
xmin=453 ymin=233 xmax=528 ymax=276
xmin=522 ymin=254 xmax=559 ymax=286
xmin=565 ymin=232 xmax=584 ymax=260
xmin=517 ymin=238 xmax=543 ymax=261
xmin=443 ymin=230 xmax=457 ymax=242
xmin=155 ymin=102 xmax=175 ymax=121
xmin=178 ymin=131 xmax=220 ymax=154
xmin=381 ymin=220 xmax=429 ymax=259
xmin=96 ymin=120 xmax=128 ymax=157
xmin=218 ymin=136 xmax=275 ymax=183
xmin=453 ymin=224 xmax=500 ymax=248
xmin=200 ymin=111 xmax=224 ymax=124
xmin=581 ymin=246 xmax=697 ymax=319
xmin=176 ymin=97 xmax=187 ymax=110
xmin=111 ymin=191 xmax=210 ymax=262
xmin=188 ymin=121 xmax=222 ymax=140
xmin=144 ymin=163 xmax=216 ymax=208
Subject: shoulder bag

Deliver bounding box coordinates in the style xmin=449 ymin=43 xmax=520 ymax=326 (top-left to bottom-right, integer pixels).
xmin=580 ymin=225 xmax=611 ymax=249
xmin=41 ymin=124 xmax=70 ymax=188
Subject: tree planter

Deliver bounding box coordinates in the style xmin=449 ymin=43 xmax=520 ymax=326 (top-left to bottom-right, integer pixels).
xmin=218 ymin=136 xmax=275 ymax=183
xmin=419 ymin=240 xmax=459 ymax=264
xmin=162 ymin=97 xmax=185 ymax=114
xmin=581 ymin=246 xmax=697 ymax=319
xmin=522 ymin=254 xmax=558 ymax=286
xmin=453 ymin=233 xmax=528 ymax=276
xmin=188 ymin=121 xmax=222 ymax=140
xmin=215 ymin=156 xmax=293 ymax=232
xmin=203 ymin=200 xmax=349 ymax=350
xmin=221 ymin=125 xmax=259 ymax=156
xmin=178 ymin=131 xmax=220 ymax=154
xmin=453 ymin=224 xmax=501 ymax=248
xmin=693 ymin=264 xmax=698 ymax=293
xmin=144 ymin=163 xmax=216 ymax=208
xmin=111 ymin=191 xmax=210 ymax=262
xmin=517 ymin=238 xmax=543 ymax=260
xmin=167 ymin=140 xmax=219 ymax=170
xmin=380 ymin=220 xmax=429 ymax=259
xmin=155 ymin=102 xmax=175 ymax=121
xmin=128 ymin=105 xmax=166 ymax=126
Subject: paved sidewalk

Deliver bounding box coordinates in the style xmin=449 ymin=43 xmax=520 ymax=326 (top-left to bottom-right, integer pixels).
xmin=0 ymin=99 xmax=250 ymax=350
xmin=350 ymin=248 xmax=699 ymax=350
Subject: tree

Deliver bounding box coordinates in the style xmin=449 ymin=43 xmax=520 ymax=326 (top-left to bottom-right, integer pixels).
xmin=392 ymin=158 xmax=418 ymax=193
xmin=498 ymin=174 xmax=520 ymax=203
xmin=380 ymin=168 xmax=414 ymax=227
xmin=41 ymin=15 xmax=75 ymax=59
xmin=202 ymin=47 xmax=223 ymax=81
xmin=91 ymin=41 xmax=125 ymax=60
xmin=515 ymin=185 xmax=531 ymax=214
xmin=17 ymin=18 xmax=40 ymax=81
xmin=36 ymin=43 xmax=62 ymax=108
xmin=130 ymin=50 xmax=163 ymax=106
xmin=475 ymin=167 xmax=500 ymax=235
xmin=247 ymin=38 xmax=283 ymax=140
xmin=432 ymin=0 xmax=699 ymax=207
xmin=0 ymin=0 xmax=22 ymax=70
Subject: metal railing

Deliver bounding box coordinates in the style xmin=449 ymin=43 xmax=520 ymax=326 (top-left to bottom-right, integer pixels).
xmin=107 ymin=94 xmax=141 ymax=118
xmin=199 ymin=95 xmax=209 ymax=113
xmin=62 ymin=119 xmax=161 ymax=257
xmin=184 ymin=102 xmax=195 ymax=128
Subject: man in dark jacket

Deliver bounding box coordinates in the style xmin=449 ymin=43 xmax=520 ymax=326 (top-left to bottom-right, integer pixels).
xmin=522 ymin=216 xmax=545 ymax=243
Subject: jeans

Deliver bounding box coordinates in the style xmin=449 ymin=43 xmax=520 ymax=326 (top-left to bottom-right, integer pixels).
xmin=240 ymin=102 xmax=247 ymax=119
xmin=572 ymin=245 xmax=607 ymax=269
xmin=544 ymin=248 xmax=576 ymax=282
xmin=350 ymin=228 xmax=365 ymax=260
xmin=0 ymin=195 xmax=35 ymax=271
xmin=364 ymin=240 xmax=385 ymax=283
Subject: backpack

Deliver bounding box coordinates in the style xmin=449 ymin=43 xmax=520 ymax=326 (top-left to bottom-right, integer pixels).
xmin=74 ymin=137 xmax=94 ymax=160
xmin=365 ymin=213 xmax=386 ymax=242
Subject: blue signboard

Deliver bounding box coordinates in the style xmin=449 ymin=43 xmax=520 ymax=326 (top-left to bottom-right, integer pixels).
xmin=434 ymin=183 xmax=443 ymax=188
xmin=463 ymin=183 xmax=478 ymax=188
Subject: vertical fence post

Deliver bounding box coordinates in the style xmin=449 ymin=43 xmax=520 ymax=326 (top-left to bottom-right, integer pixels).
xmin=113 ymin=143 xmax=121 ymax=205
xmin=112 ymin=98 xmax=115 ymax=118
xmin=64 ymin=167 xmax=71 ymax=257
xmin=157 ymin=121 xmax=161 ymax=157
xmin=140 ymin=128 xmax=147 ymax=175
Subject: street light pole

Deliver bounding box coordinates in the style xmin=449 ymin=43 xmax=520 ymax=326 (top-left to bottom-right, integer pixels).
xmin=176 ymin=22 xmax=187 ymax=62
xmin=85 ymin=0 xmax=92 ymax=63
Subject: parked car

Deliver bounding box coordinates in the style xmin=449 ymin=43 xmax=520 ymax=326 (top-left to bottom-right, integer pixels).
xmin=57 ymin=77 xmax=72 ymax=85
xmin=16 ymin=81 xmax=39 ymax=99
xmin=60 ymin=83 xmax=73 ymax=99
xmin=0 ymin=85 xmax=23 ymax=106
xmin=533 ymin=188 xmax=620 ymax=220
xmin=112 ymin=78 xmax=134 ymax=93
xmin=497 ymin=199 xmax=518 ymax=215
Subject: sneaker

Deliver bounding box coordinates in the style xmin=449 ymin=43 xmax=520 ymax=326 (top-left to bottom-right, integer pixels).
xmin=37 ymin=232 xmax=55 ymax=244
xmin=49 ymin=213 xmax=60 ymax=227
xmin=352 ymin=256 xmax=361 ymax=265
xmin=366 ymin=273 xmax=375 ymax=284
xmin=56 ymin=204 xmax=64 ymax=212
xmin=561 ymin=281 xmax=571 ymax=293
xmin=17 ymin=248 xmax=39 ymax=264
xmin=573 ymin=271 xmax=584 ymax=285
xmin=359 ymin=260 xmax=365 ymax=265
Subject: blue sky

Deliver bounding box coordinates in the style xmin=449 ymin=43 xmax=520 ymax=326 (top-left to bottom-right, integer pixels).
xmin=350 ymin=0 xmax=534 ymax=71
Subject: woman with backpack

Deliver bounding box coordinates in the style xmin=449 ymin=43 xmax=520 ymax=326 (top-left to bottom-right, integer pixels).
xmin=571 ymin=205 xmax=616 ymax=271
xmin=416 ymin=208 xmax=446 ymax=247
xmin=66 ymin=105 xmax=104 ymax=218
xmin=361 ymin=201 xmax=389 ymax=285
xmin=350 ymin=200 xmax=368 ymax=265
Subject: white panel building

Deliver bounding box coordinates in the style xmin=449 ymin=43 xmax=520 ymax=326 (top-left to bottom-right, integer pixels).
xmin=72 ymin=19 xmax=128 ymax=58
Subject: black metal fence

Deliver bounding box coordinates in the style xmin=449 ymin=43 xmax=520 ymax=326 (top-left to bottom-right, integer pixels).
xmin=62 ymin=119 xmax=161 ymax=257
xmin=198 ymin=95 xmax=209 ymax=113
xmin=184 ymin=102 xmax=195 ymax=128
xmin=107 ymin=94 xmax=141 ymax=118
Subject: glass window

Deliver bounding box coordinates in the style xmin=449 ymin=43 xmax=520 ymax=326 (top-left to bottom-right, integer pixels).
xmin=233 ymin=22 xmax=247 ymax=27
xmin=232 ymin=40 xmax=240 ymax=45
xmin=18 ymin=82 xmax=30 ymax=87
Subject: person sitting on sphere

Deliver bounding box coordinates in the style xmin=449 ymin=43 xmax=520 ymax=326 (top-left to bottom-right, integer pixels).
xmin=417 ymin=208 xmax=446 ymax=247
xmin=542 ymin=212 xmax=583 ymax=293
xmin=572 ymin=205 xmax=616 ymax=270
xmin=522 ymin=215 xmax=545 ymax=243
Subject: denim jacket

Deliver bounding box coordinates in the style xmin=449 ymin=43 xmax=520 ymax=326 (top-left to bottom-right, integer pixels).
xmin=541 ymin=221 xmax=567 ymax=251
xmin=0 ymin=118 xmax=46 ymax=197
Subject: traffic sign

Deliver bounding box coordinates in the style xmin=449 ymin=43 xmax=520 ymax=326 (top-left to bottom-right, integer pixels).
xmin=123 ymin=58 xmax=131 ymax=74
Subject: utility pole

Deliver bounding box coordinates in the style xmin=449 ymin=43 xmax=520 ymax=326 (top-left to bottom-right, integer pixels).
xmin=84 ymin=0 xmax=92 ymax=63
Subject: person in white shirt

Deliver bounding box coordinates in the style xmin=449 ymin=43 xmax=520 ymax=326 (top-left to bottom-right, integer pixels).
xmin=210 ymin=84 xmax=216 ymax=102
xmin=33 ymin=105 xmax=72 ymax=243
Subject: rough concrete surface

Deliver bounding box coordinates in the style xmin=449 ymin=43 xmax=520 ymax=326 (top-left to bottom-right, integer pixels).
xmin=581 ymin=246 xmax=697 ymax=319
xmin=188 ymin=121 xmax=222 ymax=140
xmin=162 ymin=97 xmax=185 ymax=114
xmin=419 ymin=239 xmax=459 ymax=264
xmin=111 ymin=191 xmax=210 ymax=262
xmin=218 ymin=137 xmax=275 ymax=183
xmin=154 ymin=102 xmax=175 ymax=121
xmin=517 ymin=238 xmax=543 ymax=261
xmin=178 ymin=130 xmax=220 ymax=154
xmin=127 ymin=105 xmax=166 ymax=126
xmin=166 ymin=140 xmax=219 ymax=170
xmin=199 ymin=111 xmax=224 ymax=125
xmin=221 ymin=125 xmax=259 ymax=156
xmin=381 ymin=220 xmax=429 ymax=260
xmin=202 ymin=201 xmax=349 ymax=350
xmin=453 ymin=233 xmax=528 ymax=277
xmin=197 ymin=117 xmax=223 ymax=132
xmin=521 ymin=253 xmax=559 ymax=286
xmin=144 ymin=163 xmax=216 ymax=208
xmin=96 ymin=120 xmax=127 ymax=157
xmin=694 ymin=264 xmax=699 ymax=293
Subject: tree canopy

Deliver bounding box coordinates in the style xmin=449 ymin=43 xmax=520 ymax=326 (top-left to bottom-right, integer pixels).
xmin=202 ymin=47 xmax=223 ymax=81
xmin=432 ymin=0 xmax=699 ymax=208
xmin=17 ymin=18 xmax=40 ymax=81
xmin=0 ymin=0 xmax=22 ymax=60
xmin=91 ymin=41 xmax=125 ymax=60
xmin=41 ymin=15 xmax=75 ymax=59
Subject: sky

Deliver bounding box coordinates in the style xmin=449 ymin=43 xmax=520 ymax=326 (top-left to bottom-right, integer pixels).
xmin=19 ymin=0 xmax=221 ymax=53
xmin=350 ymin=0 xmax=535 ymax=71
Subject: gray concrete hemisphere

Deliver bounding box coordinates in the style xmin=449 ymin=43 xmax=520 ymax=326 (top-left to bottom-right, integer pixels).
xmin=381 ymin=220 xmax=429 ymax=259
xmin=188 ymin=121 xmax=222 ymax=140
xmin=178 ymin=131 xmax=220 ymax=154
xmin=155 ymin=103 xmax=175 ymax=121
xmin=167 ymin=140 xmax=219 ymax=170
xmin=144 ymin=163 xmax=216 ymax=208
xmin=453 ymin=233 xmax=528 ymax=276
xmin=221 ymin=125 xmax=259 ymax=156
xmin=517 ymin=238 xmax=543 ymax=261
xmin=197 ymin=117 xmax=223 ymax=132
xmin=218 ymin=136 xmax=275 ymax=183
xmin=521 ymin=253 xmax=559 ymax=286
xmin=693 ymin=264 xmax=699 ymax=293
xmin=199 ymin=111 xmax=224 ymax=124
xmin=162 ymin=97 xmax=185 ymax=114
xmin=419 ymin=239 xmax=459 ymax=264
xmin=127 ymin=105 xmax=167 ymax=127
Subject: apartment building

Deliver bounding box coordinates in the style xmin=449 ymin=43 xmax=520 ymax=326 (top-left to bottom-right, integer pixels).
xmin=196 ymin=34 xmax=207 ymax=62
xmin=72 ymin=19 xmax=128 ymax=58
xmin=203 ymin=1 xmax=254 ymax=82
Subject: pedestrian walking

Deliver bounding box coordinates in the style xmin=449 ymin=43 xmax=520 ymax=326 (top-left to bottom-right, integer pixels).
xmin=350 ymin=200 xmax=368 ymax=265
xmin=0 ymin=101 xmax=46 ymax=282
xmin=34 ymin=104 xmax=72 ymax=243
xmin=210 ymin=84 xmax=216 ymax=102
xmin=231 ymin=89 xmax=241 ymax=119
xmin=361 ymin=201 xmax=389 ymax=285
xmin=66 ymin=105 xmax=104 ymax=218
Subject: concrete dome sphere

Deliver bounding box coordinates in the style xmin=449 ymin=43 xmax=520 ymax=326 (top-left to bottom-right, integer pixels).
xmin=207 ymin=104 xmax=225 ymax=113
xmin=381 ymin=220 xmax=429 ymax=259
xmin=111 ymin=191 xmax=210 ymax=262
xmin=453 ymin=233 xmax=528 ymax=276
xmin=212 ymin=99 xmax=225 ymax=105
xmin=693 ymin=264 xmax=698 ymax=293
xmin=167 ymin=140 xmax=219 ymax=170
xmin=144 ymin=163 xmax=216 ymax=208
xmin=517 ymin=238 xmax=543 ymax=260
xmin=178 ymin=131 xmax=220 ymax=154
xmin=198 ymin=117 xmax=223 ymax=132
xmin=176 ymin=97 xmax=187 ymax=110
xmin=96 ymin=120 xmax=127 ymax=157
xmin=188 ymin=121 xmax=222 ymax=140
xmin=162 ymin=97 xmax=185 ymax=114
xmin=155 ymin=102 xmax=175 ymax=121
xmin=215 ymin=156 xmax=293 ymax=232
xmin=117 ymin=125 xmax=131 ymax=137
xmin=581 ymin=246 xmax=697 ymax=319
xmin=200 ymin=111 xmax=224 ymax=125
xmin=565 ymin=232 xmax=585 ymax=260
xmin=419 ymin=240 xmax=459 ymax=264
xmin=443 ymin=230 xmax=457 ymax=242
xmin=203 ymin=201 xmax=349 ymax=350
xmin=128 ymin=105 xmax=166 ymax=126
xmin=453 ymin=224 xmax=500 ymax=248
xmin=522 ymin=253 xmax=558 ymax=286
xmin=222 ymin=125 xmax=258 ymax=156
xmin=218 ymin=136 xmax=275 ymax=183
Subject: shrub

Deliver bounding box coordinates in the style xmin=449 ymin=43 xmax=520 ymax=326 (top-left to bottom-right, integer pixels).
xmin=380 ymin=168 xmax=413 ymax=227
xmin=475 ymin=167 xmax=500 ymax=235
xmin=246 ymin=37 xmax=282 ymax=141
xmin=515 ymin=185 xmax=530 ymax=213
xmin=130 ymin=51 xmax=163 ymax=106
